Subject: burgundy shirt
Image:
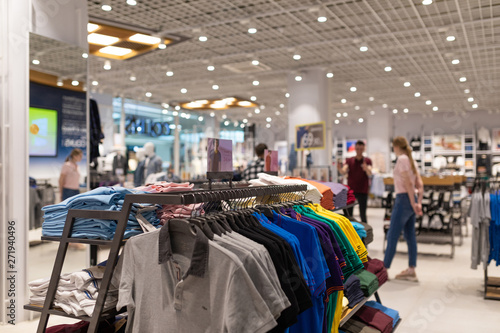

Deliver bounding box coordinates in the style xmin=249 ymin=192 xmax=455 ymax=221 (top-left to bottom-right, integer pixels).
xmin=346 ymin=156 xmax=372 ymax=194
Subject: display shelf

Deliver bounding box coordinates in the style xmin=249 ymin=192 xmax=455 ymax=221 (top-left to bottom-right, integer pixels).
xmin=339 ymin=294 xmax=371 ymax=326
xmin=41 ymin=236 xmax=126 ymax=246
xmin=333 ymin=202 xmax=358 ymax=212
xmin=393 ymin=318 xmax=402 ymax=331
xmin=23 ymin=304 xmax=125 ymax=321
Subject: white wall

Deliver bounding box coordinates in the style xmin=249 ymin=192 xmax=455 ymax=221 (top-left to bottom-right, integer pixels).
xmin=31 ymin=0 xmax=87 ymax=49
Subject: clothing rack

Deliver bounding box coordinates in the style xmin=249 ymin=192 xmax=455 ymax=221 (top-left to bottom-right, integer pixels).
xmin=25 ymin=184 xmax=307 ymax=333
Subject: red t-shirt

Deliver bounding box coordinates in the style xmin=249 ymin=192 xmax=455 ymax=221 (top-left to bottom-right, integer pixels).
xmin=346 ymin=156 xmax=372 ymax=194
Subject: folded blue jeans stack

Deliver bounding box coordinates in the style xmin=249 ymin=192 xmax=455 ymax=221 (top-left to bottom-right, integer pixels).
xmin=42 ymin=187 xmax=161 ymax=240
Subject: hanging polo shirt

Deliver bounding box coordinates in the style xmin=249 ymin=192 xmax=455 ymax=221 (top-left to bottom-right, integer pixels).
xmin=293 ymin=206 xmax=364 ymax=278
xmin=116 ymin=225 xmax=277 ymax=333
xmin=307 ymin=204 xmax=368 ymax=263
xmin=213 ymin=235 xmax=290 ymax=318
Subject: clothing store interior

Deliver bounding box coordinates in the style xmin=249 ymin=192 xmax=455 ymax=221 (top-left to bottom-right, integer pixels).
xmin=3 ymin=0 xmax=500 ymax=332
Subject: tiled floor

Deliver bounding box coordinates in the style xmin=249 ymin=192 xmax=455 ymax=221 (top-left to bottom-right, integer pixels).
xmin=3 ymin=207 xmax=500 ymax=332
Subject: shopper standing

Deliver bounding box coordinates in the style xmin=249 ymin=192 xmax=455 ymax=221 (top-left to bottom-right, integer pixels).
xmin=59 ymin=148 xmax=83 ymax=201
xmin=242 ymin=143 xmax=268 ymax=180
xmin=339 ymin=140 xmax=372 ymax=222
xmin=383 ymin=136 xmax=423 ymax=281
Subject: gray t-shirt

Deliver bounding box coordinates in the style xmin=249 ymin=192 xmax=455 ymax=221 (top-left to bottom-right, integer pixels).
xmin=117 ymin=226 xmax=277 ymax=333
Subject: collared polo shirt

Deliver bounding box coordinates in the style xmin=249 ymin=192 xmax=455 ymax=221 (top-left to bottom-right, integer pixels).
xmin=116 ymin=223 xmax=277 ymax=333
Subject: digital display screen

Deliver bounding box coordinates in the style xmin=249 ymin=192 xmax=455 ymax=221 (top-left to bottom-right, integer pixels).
xmin=29 ymin=107 xmax=58 ymax=157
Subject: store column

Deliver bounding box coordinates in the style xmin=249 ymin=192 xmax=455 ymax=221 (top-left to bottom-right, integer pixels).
xmin=366 ymin=106 xmax=392 ymax=174
xmin=0 ymin=0 xmax=30 ymax=324
xmin=287 ymin=68 xmax=332 ymax=169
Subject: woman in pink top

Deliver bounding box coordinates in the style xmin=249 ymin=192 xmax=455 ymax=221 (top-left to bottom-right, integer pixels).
xmin=383 ymin=137 xmax=423 ymax=282
xmin=59 ymin=148 xmax=83 ymax=201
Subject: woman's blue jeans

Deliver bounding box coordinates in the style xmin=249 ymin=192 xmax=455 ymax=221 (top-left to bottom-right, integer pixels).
xmin=383 ymin=193 xmax=417 ymax=268
xmin=62 ymin=188 xmax=80 ymax=201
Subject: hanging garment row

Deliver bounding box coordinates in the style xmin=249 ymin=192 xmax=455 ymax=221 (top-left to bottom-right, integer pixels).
xmin=112 ymin=194 xmax=382 ymax=333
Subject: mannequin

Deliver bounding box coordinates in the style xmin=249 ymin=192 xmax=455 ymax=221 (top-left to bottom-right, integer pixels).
xmin=478 ymin=126 xmax=491 ymax=150
xmin=143 ymin=142 xmax=163 ymax=183
xmin=112 ymin=148 xmax=128 ymax=176
xmin=133 ymin=148 xmax=146 ymax=187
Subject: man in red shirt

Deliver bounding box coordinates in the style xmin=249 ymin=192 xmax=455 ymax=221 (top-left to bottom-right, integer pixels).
xmin=338 ymin=140 xmax=372 ymax=222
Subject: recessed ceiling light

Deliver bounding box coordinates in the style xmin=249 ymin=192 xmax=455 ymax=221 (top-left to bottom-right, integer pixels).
xmin=414 ymin=92 xmax=421 ymax=97
xmin=452 ymin=59 xmax=460 ymax=65
xmin=82 ymin=53 xmax=88 ymax=58
xmin=32 ymin=59 xmax=40 ymax=65
xmin=326 ymin=72 xmax=334 ymax=78
xmin=198 ymin=116 xmax=204 ymax=121
xmin=250 ymin=96 xmax=257 ymax=101
xmin=242 ymin=119 xmax=249 ymax=123
xmin=295 ymin=75 xmax=302 ymax=81
xmin=285 ymin=93 xmax=290 ymax=98
xmin=198 ymin=35 xmax=208 ymax=42
xmin=260 ymin=104 xmax=266 ymax=110
xmin=468 ymin=97 xmax=474 ymax=102
xmin=254 ymin=108 xmax=260 ymax=114
xmin=393 ymin=109 xmax=398 ymax=114
xmin=370 ymin=110 xmax=375 ymax=115
xmin=99 ymin=46 xmax=132 ymax=56
xmin=464 ymin=89 xmax=470 ymax=94
xmin=252 ymin=80 xmax=260 ymax=86
xmin=87 ymin=23 xmax=99 ymax=33
xmin=145 ymin=92 xmax=152 ymax=97
xmin=459 ymin=76 xmax=467 ymax=82
xmin=266 ymin=117 xmax=272 ymax=122
xmin=426 ymin=100 xmax=432 ymax=105
xmin=446 ymin=35 xmax=456 ymax=42
xmin=358 ymin=118 xmax=364 ymax=123
xmin=354 ymin=105 xmax=360 ymax=110
xmin=88 ymin=33 xmax=119 ymax=46
xmin=158 ymin=43 xmax=166 ymax=49
xmin=127 ymin=0 xmax=137 ymax=5
xmin=166 ymin=71 xmax=174 ymax=76
xmin=251 ymin=59 xmax=259 ymax=66
xmin=384 ymin=66 xmax=392 ymax=72
xmin=280 ymin=103 xmax=285 ymax=108
xmin=336 ymin=112 xmax=341 ymax=117
xmin=129 ymin=33 xmax=161 ymax=45
xmin=359 ymin=45 xmax=368 ymax=52
xmin=433 ymin=106 xmax=438 ymax=111
xmin=212 ymin=84 xmax=219 ymax=90
xmin=422 ymin=0 xmax=433 ymax=5
xmin=275 ymin=111 xmax=281 ymax=115
xmin=341 ymin=98 xmax=347 ymax=103
xmin=240 ymin=123 xmax=245 ymax=128
xmin=238 ymin=101 xmax=252 ymax=107
xmin=293 ymin=54 xmax=301 ymax=60
xmin=248 ymin=27 xmax=257 ymax=34
xmin=101 ymin=0 xmax=112 ymax=11
xmin=224 ymin=120 xmax=230 ymax=126
xmin=71 ymin=80 xmax=79 ymax=86
xmin=181 ymin=88 xmax=187 ymax=94
xmin=266 ymin=123 xmax=271 ymax=128
xmin=343 ymin=112 xmax=348 ymax=117
xmin=210 ymin=112 xmax=215 ymax=117
xmin=472 ymin=104 xmax=478 ymax=109
xmin=403 ymin=108 xmax=409 ymax=113
xmin=369 ymin=96 xmax=375 ymax=101
xmin=103 ymin=60 xmax=111 ymax=70
xmin=382 ymin=104 xmax=388 ymax=108
xmin=129 ymin=74 xmax=136 ymax=81
xmin=175 ymin=106 xmax=181 ymax=111
xmin=350 ymin=86 xmax=357 ymax=92
xmin=403 ymin=81 xmax=411 ymax=87
xmin=317 ymin=15 xmax=327 ymax=23
xmin=222 ymin=114 xmax=227 ymax=119
xmin=335 ymin=119 xmax=340 ymax=124
xmin=91 ymin=80 xmax=98 ymax=86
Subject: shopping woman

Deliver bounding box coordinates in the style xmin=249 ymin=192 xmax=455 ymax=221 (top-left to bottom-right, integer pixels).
xmin=384 ymin=137 xmax=423 ymax=281
xmin=59 ymin=148 xmax=83 ymax=201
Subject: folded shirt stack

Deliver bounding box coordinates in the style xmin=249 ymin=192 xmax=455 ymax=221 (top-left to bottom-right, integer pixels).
xmin=351 ymin=222 xmax=367 ymax=239
xmin=251 ymin=173 xmax=323 ymax=203
xmin=358 ymin=222 xmax=374 ymax=245
xmin=29 ymin=266 xmax=118 ymax=317
xmin=345 ymin=185 xmax=356 ymax=205
xmin=343 ymin=275 xmax=365 ymax=309
xmin=285 ymin=177 xmax=335 ymax=210
xmin=353 ymin=269 xmax=379 ymax=297
xmin=353 ymin=305 xmax=393 ymax=333
xmin=342 ymin=318 xmax=382 ymax=333
xmin=323 ymin=182 xmax=348 ymax=209
xmin=342 ymin=296 xmax=350 ymax=317
xmin=135 ymin=181 xmax=194 ymax=193
xmin=365 ymin=301 xmax=400 ymax=328
xmin=156 ymin=203 xmax=205 ymax=225
xmin=363 ymin=258 xmax=388 ymax=287
xmin=42 ymin=187 xmax=161 ymax=240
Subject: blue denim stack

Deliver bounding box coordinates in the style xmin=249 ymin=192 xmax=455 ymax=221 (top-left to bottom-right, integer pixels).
xmin=42 ymin=187 xmax=160 ymax=240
